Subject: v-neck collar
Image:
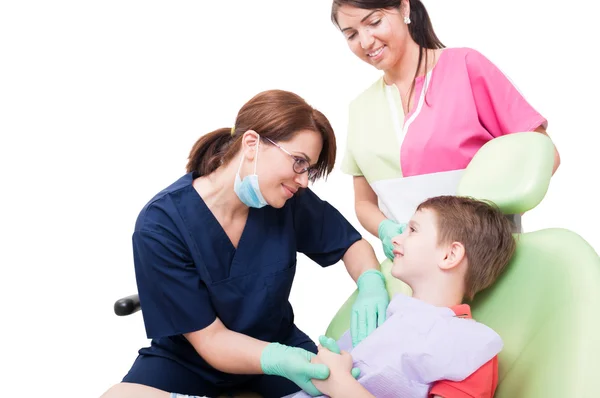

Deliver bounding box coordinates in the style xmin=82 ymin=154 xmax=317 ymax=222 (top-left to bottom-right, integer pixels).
xmin=192 ymin=182 xmax=254 ymax=253
xmin=183 ymin=173 xmax=262 ymax=280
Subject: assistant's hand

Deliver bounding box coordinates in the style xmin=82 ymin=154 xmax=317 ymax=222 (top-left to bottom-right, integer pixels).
xmin=377 ymin=219 xmax=406 ymax=260
xmin=351 ymin=270 xmax=389 ymax=347
xmin=260 ymin=343 xmax=329 ymax=397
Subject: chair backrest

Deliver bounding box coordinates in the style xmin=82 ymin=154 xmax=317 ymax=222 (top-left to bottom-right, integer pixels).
xmin=471 ymin=227 xmax=600 ymax=397
xmin=325 ymin=132 xmax=600 ymax=397
xmin=456 ymin=131 xmax=555 ymax=214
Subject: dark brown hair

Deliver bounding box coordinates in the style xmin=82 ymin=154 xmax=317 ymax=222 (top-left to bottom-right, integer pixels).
xmin=331 ymin=0 xmax=445 ymax=110
xmin=417 ymin=196 xmax=517 ymax=300
xmin=186 ymin=90 xmax=337 ymax=181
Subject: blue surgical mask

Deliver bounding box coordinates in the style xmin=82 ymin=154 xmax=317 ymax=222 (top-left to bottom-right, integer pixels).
xmin=234 ymin=139 xmax=268 ymax=208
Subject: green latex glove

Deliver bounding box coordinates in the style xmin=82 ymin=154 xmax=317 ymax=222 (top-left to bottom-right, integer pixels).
xmin=318 ymin=335 xmax=361 ymax=379
xmin=378 ymin=219 xmax=406 ymax=260
xmin=260 ymin=343 xmax=329 ymax=397
xmin=351 ymin=269 xmax=389 ymax=347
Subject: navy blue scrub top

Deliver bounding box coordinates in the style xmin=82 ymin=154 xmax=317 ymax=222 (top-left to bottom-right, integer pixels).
xmin=132 ymin=172 xmax=361 ymax=374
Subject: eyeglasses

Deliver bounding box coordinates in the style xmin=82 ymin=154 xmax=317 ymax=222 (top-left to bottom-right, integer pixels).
xmin=264 ymin=137 xmax=319 ymax=181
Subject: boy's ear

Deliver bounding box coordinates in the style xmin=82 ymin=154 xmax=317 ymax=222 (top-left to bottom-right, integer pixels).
xmin=438 ymin=241 xmax=466 ymax=271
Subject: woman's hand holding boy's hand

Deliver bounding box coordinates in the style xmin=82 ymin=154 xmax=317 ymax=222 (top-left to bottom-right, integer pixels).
xmin=310 ymin=336 xmax=361 ymax=397
xmin=311 ymin=349 xmax=354 ymax=397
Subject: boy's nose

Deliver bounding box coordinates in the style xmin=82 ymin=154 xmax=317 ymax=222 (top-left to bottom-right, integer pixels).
xmin=391 ymin=234 xmax=404 ymax=246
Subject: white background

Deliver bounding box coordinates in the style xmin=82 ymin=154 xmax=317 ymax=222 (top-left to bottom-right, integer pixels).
xmin=1 ymin=1 xmax=598 ymax=396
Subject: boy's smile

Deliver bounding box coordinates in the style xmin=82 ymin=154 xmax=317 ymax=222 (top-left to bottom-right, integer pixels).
xmin=390 ymin=209 xmax=444 ymax=282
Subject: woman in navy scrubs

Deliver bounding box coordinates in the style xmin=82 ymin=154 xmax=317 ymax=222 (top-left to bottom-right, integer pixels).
xmin=101 ymin=90 xmax=389 ymax=398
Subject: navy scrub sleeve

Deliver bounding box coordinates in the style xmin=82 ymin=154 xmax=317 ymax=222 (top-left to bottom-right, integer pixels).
xmin=292 ymin=188 xmax=362 ymax=265
xmin=132 ymin=228 xmax=217 ymax=339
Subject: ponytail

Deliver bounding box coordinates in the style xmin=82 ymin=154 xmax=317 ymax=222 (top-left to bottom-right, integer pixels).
xmin=406 ymin=0 xmax=444 ymax=113
xmin=186 ymin=89 xmax=338 ymax=180
xmin=186 ymin=128 xmax=240 ymax=175
xmin=407 ymin=0 xmax=444 ymax=50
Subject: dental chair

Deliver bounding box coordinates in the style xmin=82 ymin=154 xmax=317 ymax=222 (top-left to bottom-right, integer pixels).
xmin=326 ymin=132 xmax=600 ymax=397
xmin=114 ymin=132 xmax=600 ymax=397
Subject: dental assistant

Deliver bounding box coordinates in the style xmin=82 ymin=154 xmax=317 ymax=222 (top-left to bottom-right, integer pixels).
xmin=331 ymin=0 xmax=561 ymax=260
xmin=101 ymin=90 xmax=388 ymax=398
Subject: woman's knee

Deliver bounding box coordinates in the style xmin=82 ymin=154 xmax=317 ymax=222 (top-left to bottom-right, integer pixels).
xmin=100 ymin=382 xmax=170 ymax=398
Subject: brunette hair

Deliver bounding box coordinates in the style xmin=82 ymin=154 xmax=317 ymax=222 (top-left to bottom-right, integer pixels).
xmin=186 ymin=90 xmax=336 ymax=181
xmin=417 ymin=196 xmax=517 ymax=300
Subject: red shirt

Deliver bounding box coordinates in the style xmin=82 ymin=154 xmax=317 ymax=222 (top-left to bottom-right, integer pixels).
xmin=429 ymin=304 xmax=499 ymax=398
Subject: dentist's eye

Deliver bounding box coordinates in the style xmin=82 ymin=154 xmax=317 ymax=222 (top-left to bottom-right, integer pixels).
xmin=409 ymin=227 xmax=416 ymax=233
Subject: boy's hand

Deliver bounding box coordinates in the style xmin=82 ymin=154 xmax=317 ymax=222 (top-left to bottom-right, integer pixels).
xmin=311 ymin=344 xmax=358 ymax=397
xmin=318 ymin=335 xmax=361 ymax=378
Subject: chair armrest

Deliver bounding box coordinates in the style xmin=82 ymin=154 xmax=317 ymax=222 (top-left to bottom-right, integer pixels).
xmin=114 ymin=294 xmax=141 ymax=316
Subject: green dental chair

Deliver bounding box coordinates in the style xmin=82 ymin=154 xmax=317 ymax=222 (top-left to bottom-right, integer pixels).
xmin=325 ymin=132 xmax=600 ymax=397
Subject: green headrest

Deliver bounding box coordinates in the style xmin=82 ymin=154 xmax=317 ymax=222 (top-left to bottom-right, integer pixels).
xmin=456 ymin=132 xmax=555 ymax=214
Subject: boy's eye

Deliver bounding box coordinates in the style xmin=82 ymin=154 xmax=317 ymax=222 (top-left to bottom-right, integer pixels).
xmin=370 ymin=19 xmax=381 ymax=26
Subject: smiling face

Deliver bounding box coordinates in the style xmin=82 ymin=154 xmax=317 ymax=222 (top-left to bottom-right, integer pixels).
xmin=390 ymin=208 xmax=447 ymax=285
xmin=335 ymin=3 xmax=412 ymax=72
xmin=240 ymin=129 xmax=323 ymax=209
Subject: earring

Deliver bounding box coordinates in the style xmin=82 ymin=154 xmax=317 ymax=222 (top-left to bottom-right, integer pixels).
xmin=404 ymin=16 xmax=411 ymax=24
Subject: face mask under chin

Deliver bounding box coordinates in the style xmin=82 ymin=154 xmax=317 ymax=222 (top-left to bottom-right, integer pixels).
xmin=233 ymin=137 xmax=268 ymax=208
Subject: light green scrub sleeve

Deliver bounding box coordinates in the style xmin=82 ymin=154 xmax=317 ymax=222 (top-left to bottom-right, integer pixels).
xmin=340 ymin=107 xmax=363 ymax=176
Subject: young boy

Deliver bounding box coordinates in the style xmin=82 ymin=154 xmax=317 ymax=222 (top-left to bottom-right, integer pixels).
xmin=287 ymin=195 xmax=516 ymax=398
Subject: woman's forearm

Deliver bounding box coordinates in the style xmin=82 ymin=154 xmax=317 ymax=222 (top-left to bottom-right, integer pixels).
xmin=185 ymin=319 xmax=268 ymax=374
xmin=534 ymin=125 xmax=560 ymax=175
xmin=355 ymin=200 xmax=387 ymax=237
xmin=201 ymin=328 xmax=268 ymax=374
xmin=342 ymin=238 xmax=381 ymax=282
xmin=552 ymin=146 xmax=561 ymax=175
xmin=353 ymin=176 xmax=387 ymax=237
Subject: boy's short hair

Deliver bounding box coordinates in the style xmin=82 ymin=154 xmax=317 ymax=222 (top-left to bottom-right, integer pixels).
xmin=417 ymin=196 xmax=517 ymax=300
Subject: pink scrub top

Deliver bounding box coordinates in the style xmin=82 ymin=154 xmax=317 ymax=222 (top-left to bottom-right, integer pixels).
xmin=342 ymin=47 xmax=547 ymax=224
xmin=400 ymin=47 xmax=548 ymax=177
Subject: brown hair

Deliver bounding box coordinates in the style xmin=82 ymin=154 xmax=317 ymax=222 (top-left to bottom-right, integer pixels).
xmin=417 ymin=196 xmax=517 ymax=301
xmin=331 ymin=0 xmax=445 ymax=112
xmin=186 ymin=90 xmax=336 ymax=181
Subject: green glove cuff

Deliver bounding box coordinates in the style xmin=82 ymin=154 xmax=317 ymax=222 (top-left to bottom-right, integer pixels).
xmin=357 ymin=269 xmax=386 ymax=291
xmin=260 ymin=342 xmax=284 ymax=376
